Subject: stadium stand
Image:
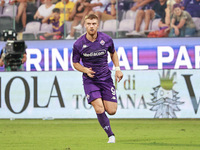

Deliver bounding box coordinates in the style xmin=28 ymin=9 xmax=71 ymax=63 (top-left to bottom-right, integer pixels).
xmin=1 ymin=0 xmax=200 ymax=40
xmin=0 ymin=5 xmax=3 ymax=14
xmin=125 ymin=9 xmax=138 ymax=20
xmin=22 ymin=21 xmax=41 ymax=40
xmin=0 ymin=16 xmax=13 ymax=34
xmin=118 ymin=19 xmax=135 ymax=38
xmin=24 ymin=21 xmax=41 ymax=33
xmin=65 ymin=21 xmax=73 ymax=36
xmin=150 ymin=18 xmax=161 ymax=31
xmin=1 ymin=5 xmax=17 ymax=17
xmin=98 ymin=21 xmax=103 ymax=31
xmin=26 ymin=3 xmax=38 ymax=23
xmin=40 ymin=23 xmax=53 ymax=33
xmin=101 ymin=19 xmax=119 ymax=38
xmin=192 ymin=17 xmax=200 ymax=36
xmin=22 ymin=32 xmax=36 ymax=40
xmin=36 ymin=23 xmax=53 ymax=39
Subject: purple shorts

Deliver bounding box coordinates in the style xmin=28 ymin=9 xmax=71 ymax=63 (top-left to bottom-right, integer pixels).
xmin=83 ymin=78 xmax=117 ymax=104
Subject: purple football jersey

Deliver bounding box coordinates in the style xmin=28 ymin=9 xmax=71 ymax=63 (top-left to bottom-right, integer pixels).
xmin=73 ymin=32 xmax=115 ymax=81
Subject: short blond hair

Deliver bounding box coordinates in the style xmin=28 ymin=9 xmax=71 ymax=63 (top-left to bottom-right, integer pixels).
xmin=84 ymin=14 xmax=99 ymax=21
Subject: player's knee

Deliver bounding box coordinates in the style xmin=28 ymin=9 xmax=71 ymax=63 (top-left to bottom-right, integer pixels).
xmin=95 ymin=105 xmax=105 ymax=114
xmin=107 ymin=109 xmax=116 ymax=115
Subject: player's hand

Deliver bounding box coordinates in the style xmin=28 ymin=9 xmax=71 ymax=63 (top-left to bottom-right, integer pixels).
xmin=86 ymin=67 xmax=95 ymax=78
xmin=115 ymin=70 xmax=123 ymax=82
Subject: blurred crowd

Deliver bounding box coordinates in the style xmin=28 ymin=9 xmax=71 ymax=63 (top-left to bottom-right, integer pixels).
xmin=0 ymin=0 xmax=199 ymax=40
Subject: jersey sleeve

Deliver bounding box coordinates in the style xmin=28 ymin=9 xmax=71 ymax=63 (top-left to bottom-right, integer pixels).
xmin=108 ymin=38 xmax=115 ymax=54
xmin=72 ymin=44 xmax=81 ymax=63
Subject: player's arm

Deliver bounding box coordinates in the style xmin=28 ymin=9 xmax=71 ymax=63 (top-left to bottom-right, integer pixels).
xmin=110 ymin=50 xmax=123 ymax=82
xmin=73 ymin=62 xmax=95 ymax=78
xmin=73 ymin=44 xmax=95 ymax=78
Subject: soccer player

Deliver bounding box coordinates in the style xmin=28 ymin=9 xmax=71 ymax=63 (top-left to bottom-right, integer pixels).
xmin=72 ymin=14 xmax=123 ymax=143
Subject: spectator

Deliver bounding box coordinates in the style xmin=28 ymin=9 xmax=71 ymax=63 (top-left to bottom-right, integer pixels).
xmin=72 ymin=0 xmax=109 ymax=31
xmin=15 ymin=0 xmax=28 ymax=32
xmin=39 ymin=8 xmax=64 ymax=40
xmin=0 ymin=0 xmax=28 ymax=31
xmin=183 ymin=0 xmax=200 ymax=17
xmin=0 ymin=0 xmax=5 ymax=7
xmin=126 ymin=0 xmax=156 ymax=36
xmin=66 ymin=0 xmax=91 ymax=39
xmin=52 ymin=0 xmax=60 ymax=4
xmin=34 ymin=0 xmax=55 ymax=22
xmin=147 ymin=0 xmax=178 ymax=37
xmin=127 ymin=0 xmax=167 ymax=36
xmin=95 ymin=0 xmax=126 ymax=22
xmin=89 ymin=0 xmax=109 ymax=13
xmin=131 ymin=0 xmax=153 ymax=11
xmin=66 ymin=0 xmax=127 ymax=39
xmin=164 ymin=0 xmax=176 ymax=26
xmin=161 ymin=0 xmax=184 ymax=27
xmin=169 ymin=3 xmax=196 ymax=37
xmin=54 ymin=0 xmax=75 ymax=21
xmin=152 ymin=0 xmax=176 ymax=37
xmin=175 ymin=0 xmax=184 ymax=8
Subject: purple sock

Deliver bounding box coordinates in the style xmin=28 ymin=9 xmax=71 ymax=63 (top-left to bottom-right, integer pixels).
xmin=97 ymin=111 xmax=114 ymax=137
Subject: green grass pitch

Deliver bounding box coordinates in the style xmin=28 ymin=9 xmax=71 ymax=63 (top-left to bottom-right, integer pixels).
xmin=0 ymin=119 xmax=200 ymax=150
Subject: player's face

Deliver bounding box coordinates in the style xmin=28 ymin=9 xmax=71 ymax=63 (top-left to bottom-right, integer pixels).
xmin=84 ymin=18 xmax=99 ymax=36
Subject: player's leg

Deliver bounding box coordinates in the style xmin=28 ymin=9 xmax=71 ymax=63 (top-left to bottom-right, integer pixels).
xmin=91 ymin=98 xmax=115 ymax=142
xmin=103 ymin=100 xmax=117 ymax=143
xmin=103 ymin=100 xmax=117 ymax=115
xmin=91 ymin=98 xmax=105 ymax=114
xmin=84 ymin=81 xmax=115 ymax=143
xmin=99 ymin=79 xmax=117 ymax=143
xmin=101 ymin=78 xmax=118 ymax=115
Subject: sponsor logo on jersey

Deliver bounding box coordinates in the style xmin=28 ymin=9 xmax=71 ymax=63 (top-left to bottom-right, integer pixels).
xmin=83 ymin=49 xmax=106 ymax=57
